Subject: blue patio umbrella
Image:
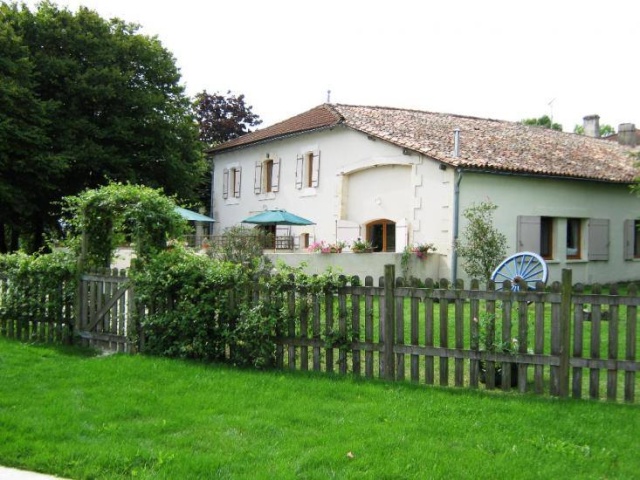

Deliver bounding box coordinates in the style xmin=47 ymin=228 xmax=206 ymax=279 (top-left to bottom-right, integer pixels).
xmin=241 ymin=209 xmax=314 ymax=226
xmin=175 ymin=206 xmax=215 ymax=223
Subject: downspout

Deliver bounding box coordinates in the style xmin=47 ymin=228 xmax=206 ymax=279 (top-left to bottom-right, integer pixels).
xmin=452 ymin=168 xmax=463 ymax=283
xmin=209 ymin=158 xmax=215 ymax=229
xmin=451 ymin=128 xmax=462 ymax=283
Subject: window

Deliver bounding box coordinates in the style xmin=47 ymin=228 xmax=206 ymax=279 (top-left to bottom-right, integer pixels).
xmin=519 ymin=216 xmax=606 ymax=261
xmin=254 ymin=157 xmax=280 ymax=194
xmin=296 ymin=150 xmax=320 ymax=189
xmin=540 ymin=217 xmax=553 ymax=259
xmin=366 ymin=220 xmax=396 ymax=252
xmin=223 ymin=167 xmax=241 ymax=199
xmin=300 ymin=233 xmax=310 ymax=250
xmin=566 ymin=218 xmax=581 ymax=259
xmin=624 ymin=220 xmax=640 ymax=260
xmin=265 ymin=160 xmax=274 ymax=192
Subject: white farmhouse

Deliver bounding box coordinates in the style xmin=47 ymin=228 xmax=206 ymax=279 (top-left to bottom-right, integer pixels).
xmin=208 ymin=104 xmax=640 ymax=284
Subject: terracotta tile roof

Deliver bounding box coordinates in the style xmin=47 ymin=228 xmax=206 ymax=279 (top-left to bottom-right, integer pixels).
xmin=210 ymin=103 xmax=640 ymax=183
xmin=208 ymin=105 xmax=342 ymax=152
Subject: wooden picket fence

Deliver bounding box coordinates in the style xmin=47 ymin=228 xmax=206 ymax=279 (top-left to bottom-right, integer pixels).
xmin=271 ymin=266 xmax=639 ymax=403
xmin=0 ymin=273 xmax=74 ymax=344
xmin=1 ymin=265 xmax=638 ymax=403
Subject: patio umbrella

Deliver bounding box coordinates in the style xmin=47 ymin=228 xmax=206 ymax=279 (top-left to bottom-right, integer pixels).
xmin=175 ymin=206 xmax=215 ymax=223
xmin=241 ymin=209 xmax=314 ymax=226
xmin=242 ymin=209 xmax=314 ymax=251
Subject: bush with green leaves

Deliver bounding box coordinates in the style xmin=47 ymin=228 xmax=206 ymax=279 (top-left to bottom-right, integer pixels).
xmin=226 ymin=302 xmax=281 ymax=369
xmin=61 ymin=183 xmax=188 ymax=270
xmin=455 ymin=201 xmax=507 ymax=281
xmin=0 ymin=250 xmax=77 ymax=338
xmin=130 ymin=245 xmax=247 ymax=360
xmin=208 ymin=225 xmax=272 ymax=274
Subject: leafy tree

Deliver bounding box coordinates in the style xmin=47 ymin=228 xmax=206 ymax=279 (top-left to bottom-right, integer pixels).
xmin=521 ymin=115 xmax=562 ymax=131
xmin=573 ymin=124 xmax=615 ymax=137
xmin=1 ymin=2 xmax=206 ymax=252
xmin=455 ymin=201 xmax=507 ymax=282
xmin=0 ymin=14 xmax=62 ymax=252
xmin=193 ymin=90 xmax=262 ymax=146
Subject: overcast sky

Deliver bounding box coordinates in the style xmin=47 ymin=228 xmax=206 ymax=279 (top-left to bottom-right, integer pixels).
xmin=20 ymin=0 xmax=640 ymax=132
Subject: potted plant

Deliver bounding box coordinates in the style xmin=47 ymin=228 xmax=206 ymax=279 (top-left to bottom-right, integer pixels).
xmin=473 ymin=313 xmax=519 ymax=387
xmin=410 ymin=242 xmax=436 ymax=259
xmin=329 ymin=240 xmax=347 ymax=253
xmin=307 ymin=240 xmax=345 ymax=253
xmin=307 ymin=240 xmax=328 ymax=253
xmin=351 ymin=238 xmax=373 ymax=253
xmin=401 ymin=242 xmax=437 ymax=277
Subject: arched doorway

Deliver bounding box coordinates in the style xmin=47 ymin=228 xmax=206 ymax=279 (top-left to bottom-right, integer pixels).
xmin=366 ymin=219 xmax=396 ymax=252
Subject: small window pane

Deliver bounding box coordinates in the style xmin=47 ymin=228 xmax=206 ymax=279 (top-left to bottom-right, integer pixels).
xmin=635 ymin=220 xmax=640 ymax=258
xmin=540 ymin=217 xmax=553 ymax=259
xmin=264 ymin=160 xmax=274 ymax=192
xmin=567 ymin=218 xmax=581 ymax=259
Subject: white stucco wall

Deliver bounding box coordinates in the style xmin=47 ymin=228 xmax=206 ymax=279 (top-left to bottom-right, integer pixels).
xmin=211 ymin=126 xmax=443 ymax=250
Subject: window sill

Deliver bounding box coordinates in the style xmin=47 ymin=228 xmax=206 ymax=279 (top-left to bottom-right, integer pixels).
xmin=299 ymin=188 xmax=317 ymax=197
xmin=224 ymin=198 xmax=240 ymax=205
xmin=258 ymin=192 xmax=276 ymax=201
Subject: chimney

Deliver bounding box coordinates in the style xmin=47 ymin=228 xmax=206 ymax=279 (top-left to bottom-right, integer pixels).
xmin=583 ymin=115 xmax=600 ymax=138
xmin=618 ymin=123 xmax=637 ymax=147
xmin=453 ymin=128 xmax=460 ymax=157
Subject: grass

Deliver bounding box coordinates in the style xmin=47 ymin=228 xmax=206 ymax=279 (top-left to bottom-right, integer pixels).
xmin=1 ymin=338 xmax=639 ymax=479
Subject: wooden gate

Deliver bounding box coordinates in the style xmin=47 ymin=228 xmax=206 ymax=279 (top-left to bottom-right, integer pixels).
xmin=78 ymin=270 xmax=135 ymax=352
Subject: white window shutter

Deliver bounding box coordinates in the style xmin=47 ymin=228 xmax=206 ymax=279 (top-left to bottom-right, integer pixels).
xmin=588 ymin=218 xmax=609 ymax=261
xmin=222 ymin=168 xmax=229 ymax=199
xmin=272 ymin=158 xmax=281 ymax=192
xmin=624 ymin=219 xmax=635 ymax=260
xmin=254 ymin=161 xmax=262 ymax=194
xmin=295 ymin=154 xmax=303 ymax=189
xmin=234 ymin=167 xmax=241 ymax=198
xmin=311 ymin=151 xmax=320 ymax=187
xmin=517 ymin=216 xmax=541 ymax=253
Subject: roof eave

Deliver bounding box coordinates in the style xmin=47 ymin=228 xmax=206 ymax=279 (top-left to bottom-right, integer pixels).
xmin=453 ymin=165 xmax=636 ymax=185
xmin=208 ymin=124 xmax=343 ymax=156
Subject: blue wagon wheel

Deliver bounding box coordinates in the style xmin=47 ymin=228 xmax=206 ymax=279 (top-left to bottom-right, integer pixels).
xmin=491 ymin=252 xmax=548 ymax=291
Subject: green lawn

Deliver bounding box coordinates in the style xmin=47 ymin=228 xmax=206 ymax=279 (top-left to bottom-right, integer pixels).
xmin=0 ymin=337 xmax=638 ymax=480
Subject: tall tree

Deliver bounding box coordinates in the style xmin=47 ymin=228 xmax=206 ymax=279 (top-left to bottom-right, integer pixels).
xmin=521 ymin=115 xmax=563 ymax=131
xmin=0 ymin=13 xmax=63 ymax=252
xmin=1 ymin=1 xmax=206 ymax=251
xmin=193 ymin=90 xmax=262 ymax=146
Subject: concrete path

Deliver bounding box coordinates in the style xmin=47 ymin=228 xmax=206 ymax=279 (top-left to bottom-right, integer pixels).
xmin=0 ymin=466 xmax=70 ymax=479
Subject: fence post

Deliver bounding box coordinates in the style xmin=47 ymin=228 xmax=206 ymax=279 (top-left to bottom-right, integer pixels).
xmin=382 ymin=264 xmax=396 ymax=381
xmin=558 ymin=268 xmax=572 ymax=397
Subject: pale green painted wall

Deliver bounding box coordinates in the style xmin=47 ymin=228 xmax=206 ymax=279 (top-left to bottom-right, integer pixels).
xmin=456 ymin=172 xmax=640 ymax=284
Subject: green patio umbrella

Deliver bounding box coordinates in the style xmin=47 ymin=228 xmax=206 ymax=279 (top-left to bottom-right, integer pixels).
xmin=175 ymin=206 xmax=215 ymax=223
xmin=241 ymin=209 xmax=314 ymax=226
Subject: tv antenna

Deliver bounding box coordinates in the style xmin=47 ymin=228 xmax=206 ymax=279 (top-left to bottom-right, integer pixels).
xmin=548 ymin=98 xmax=556 ymax=123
